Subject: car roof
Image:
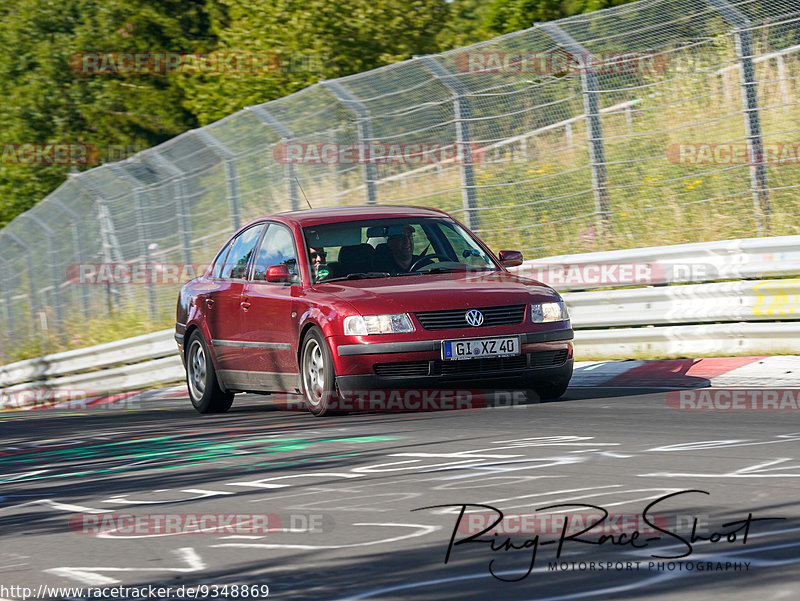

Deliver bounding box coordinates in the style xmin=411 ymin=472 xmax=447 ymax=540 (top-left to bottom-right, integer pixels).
xmin=245 ymin=205 xmax=452 ymax=229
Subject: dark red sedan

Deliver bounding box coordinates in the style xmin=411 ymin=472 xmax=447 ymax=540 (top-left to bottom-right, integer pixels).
xmin=175 ymin=206 xmax=573 ymax=416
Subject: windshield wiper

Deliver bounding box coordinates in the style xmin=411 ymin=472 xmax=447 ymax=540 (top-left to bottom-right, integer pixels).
xmin=320 ymin=272 xmax=391 ymax=283
xmin=423 ymin=266 xmax=498 ymax=274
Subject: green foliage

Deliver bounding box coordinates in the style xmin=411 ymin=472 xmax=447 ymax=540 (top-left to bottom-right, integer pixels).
xmin=176 ymin=0 xmax=449 ymax=125
xmin=436 ymin=0 xmax=490 ymax=48
xmin=0 ymin=0 xmax=224 ymax=227
xmin=0 ymin=0 xmax=640 ymax=227
xmin=481 ymin=0 xmax=637 ymax=37
xmin=436 ymin=0 xmax=638 ymax=47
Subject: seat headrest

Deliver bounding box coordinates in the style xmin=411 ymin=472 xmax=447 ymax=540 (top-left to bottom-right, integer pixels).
xmin=338 ymin=243 xmax=374 ymax=264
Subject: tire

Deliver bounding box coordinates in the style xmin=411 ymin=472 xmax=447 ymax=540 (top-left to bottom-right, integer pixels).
xmin=186 ymin=331 xmax=234 ymax=414
xmin=300 ymin=327 xmax=340 ymax=417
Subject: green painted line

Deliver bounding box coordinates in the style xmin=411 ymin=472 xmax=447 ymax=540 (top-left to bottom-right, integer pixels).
xmin=0 ymin=434 xmax=405 ymax=482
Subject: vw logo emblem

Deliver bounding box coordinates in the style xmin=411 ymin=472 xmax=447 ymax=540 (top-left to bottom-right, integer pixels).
xmin=465 ymin=309 xmax=484 ymax=327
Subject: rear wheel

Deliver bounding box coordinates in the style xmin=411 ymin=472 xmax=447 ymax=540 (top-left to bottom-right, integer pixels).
xmin=300 ymin=327 xmax=340 ymax=417
xmin=186 ymin=331 xmax=234 ymax=414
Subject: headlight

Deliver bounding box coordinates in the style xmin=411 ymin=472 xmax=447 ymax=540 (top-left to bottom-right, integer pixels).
xmin=344 ymin=313 xmax=415 ymax=335
xmin=530 ymin=301 xmax=569 ymax=323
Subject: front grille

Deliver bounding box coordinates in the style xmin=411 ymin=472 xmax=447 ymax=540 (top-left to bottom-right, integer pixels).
xmin=374 ymin=362 xmax=430 ymax=377
xmin=531 ymin=348 xmax=569 ymax=368
xmin=435 ymin=354 xmax=528 ymax=376
xmin=415 ymin=305 xmax=526 ymax=330
xmin=373 ymin=349 xmax=569 ymax=378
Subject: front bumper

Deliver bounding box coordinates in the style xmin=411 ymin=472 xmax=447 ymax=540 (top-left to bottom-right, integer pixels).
xmin=332 ymin=328 xmax=574 ymax=392
xmin=336 ymin=357 xmax=573 ymax=393
xmin=335 ymin=328 xmax=573 ymax=356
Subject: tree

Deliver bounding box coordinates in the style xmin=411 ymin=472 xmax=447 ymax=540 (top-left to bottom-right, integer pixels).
xmin=0 ymin=0 xmax=224 ymax=227
xmin=175 ymin=0 xmax=449 ymax=125
xmin=439 ymin=0 xmax=638 ymax=46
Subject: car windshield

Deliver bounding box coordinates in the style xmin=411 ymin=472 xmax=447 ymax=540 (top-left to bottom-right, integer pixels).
xmin=303 ymin=217 xmax=500 ymax=284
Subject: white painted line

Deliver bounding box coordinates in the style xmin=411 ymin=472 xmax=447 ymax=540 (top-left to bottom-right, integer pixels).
xmin=44 ymin=547 xmax=204 ymax=585
xmin=213 ymin=522 xmax=437 ymax=550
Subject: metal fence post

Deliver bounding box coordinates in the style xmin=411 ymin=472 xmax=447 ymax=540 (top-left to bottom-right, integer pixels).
xmin=22 ymin=214 xmax=65 ymax=326
xmin=540 ymin=22 xmax=611 ymax=239
xmin=706 ymin=0 xmax=770 ymax=234
xmin=190 ymin=129 xmax=242 ymax=230
xmin=69 ymin=175 xmax=125 ymax=266
xmin=246 ymin=105 xmax=300 ymax=211
xmin=147 ymin=152 xmax=194 ymax=265
xmin=108 ymin=165 xmax=158 ymax=318
xmin=3 ymin=231 xmax=39 ymax=333
xmin=322 ymin=81 xmax=378 ymax=205
xmin=418 ymin=55 xmax=480 ymax=231
xmin=0 ymin=259 xmax=14 ymax=340
xmin=49 ymin=197 xmax=91 ymax=319
xmin=69 ymin=174 xmax=127 ymax=312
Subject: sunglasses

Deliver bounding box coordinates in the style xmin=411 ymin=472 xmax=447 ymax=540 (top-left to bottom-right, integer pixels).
xmin=309 ymin=251 xmax=327 ymax=259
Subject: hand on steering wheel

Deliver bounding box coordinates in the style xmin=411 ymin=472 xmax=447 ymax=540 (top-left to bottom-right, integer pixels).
xmin=409 ymin=254 xmax=451 ymax=270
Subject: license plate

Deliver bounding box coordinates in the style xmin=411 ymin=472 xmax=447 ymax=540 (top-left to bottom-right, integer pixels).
xmin=441 ymin=336 xmax=520 ymax=361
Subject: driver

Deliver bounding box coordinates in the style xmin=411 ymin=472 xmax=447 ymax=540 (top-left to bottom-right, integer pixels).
xmin=373 ymin=225 xmax=418 ymax=274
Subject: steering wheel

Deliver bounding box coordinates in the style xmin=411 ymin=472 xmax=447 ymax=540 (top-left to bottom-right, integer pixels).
xmin=410 ymin=254 xmax=451 ymax=271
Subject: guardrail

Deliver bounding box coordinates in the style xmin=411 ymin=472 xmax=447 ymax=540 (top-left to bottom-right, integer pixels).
xmin=565 ymin=278 xmax=800 ymax=327
xmin=1 ymin=235 xmax=798 ymax=407
xmin=0 ymin=330 xmax=181 ymax=407
xmin=512 ymin=235 xmax=800 ymax=290
xmin=574 ymin=322 xmax=800 ymax=358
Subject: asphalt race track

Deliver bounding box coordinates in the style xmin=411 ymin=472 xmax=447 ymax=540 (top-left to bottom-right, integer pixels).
xmin=1 ymin=386 xmax=799 ymax=600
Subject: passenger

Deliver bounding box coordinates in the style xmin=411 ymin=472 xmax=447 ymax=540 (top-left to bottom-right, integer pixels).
xmin=308 ymin=246 xmax=330 ymax=280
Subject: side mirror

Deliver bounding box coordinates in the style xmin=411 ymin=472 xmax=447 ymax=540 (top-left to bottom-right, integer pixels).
xmin=498 ymin=250 xmax=523 ymax=267
xmin=265 ymin=264 xmax=292 ymax=283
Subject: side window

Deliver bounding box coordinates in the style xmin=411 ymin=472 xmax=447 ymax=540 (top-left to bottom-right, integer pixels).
xmin=252 ymin=224 xmax=298 ymax=281
xmin=220 ymin=225 xmax=265 ymax=280
xmin=210 ymin=239 xmax=234 ymax=279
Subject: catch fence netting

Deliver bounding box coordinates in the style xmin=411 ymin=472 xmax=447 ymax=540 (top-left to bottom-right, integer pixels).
xmin=1 ymin=0 xmax=799 ymax=361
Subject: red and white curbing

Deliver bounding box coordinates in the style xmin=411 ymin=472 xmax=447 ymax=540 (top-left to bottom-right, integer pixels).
xmin=571 ymin=355 xmax=800 ymax=388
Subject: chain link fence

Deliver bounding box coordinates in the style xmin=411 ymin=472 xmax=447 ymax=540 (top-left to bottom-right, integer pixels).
xmin=1 ymin=0 xmax=799 ymax=362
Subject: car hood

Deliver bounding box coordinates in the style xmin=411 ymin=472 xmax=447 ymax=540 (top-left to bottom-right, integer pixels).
xmin=311 ymin=271 xmax=560 ymax=315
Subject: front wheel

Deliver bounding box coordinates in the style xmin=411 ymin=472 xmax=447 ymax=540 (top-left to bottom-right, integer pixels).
xmin=300 ymin=328 xmax=340 ymax=417
xmin=186 ymin=331 xmax=234 ymax=414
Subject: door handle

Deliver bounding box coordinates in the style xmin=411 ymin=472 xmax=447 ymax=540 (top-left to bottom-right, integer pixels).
xmin=240 ymin=301 xmax=251 ymax=310
xmin=205 ymin=298 xmax=214 ymax=308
